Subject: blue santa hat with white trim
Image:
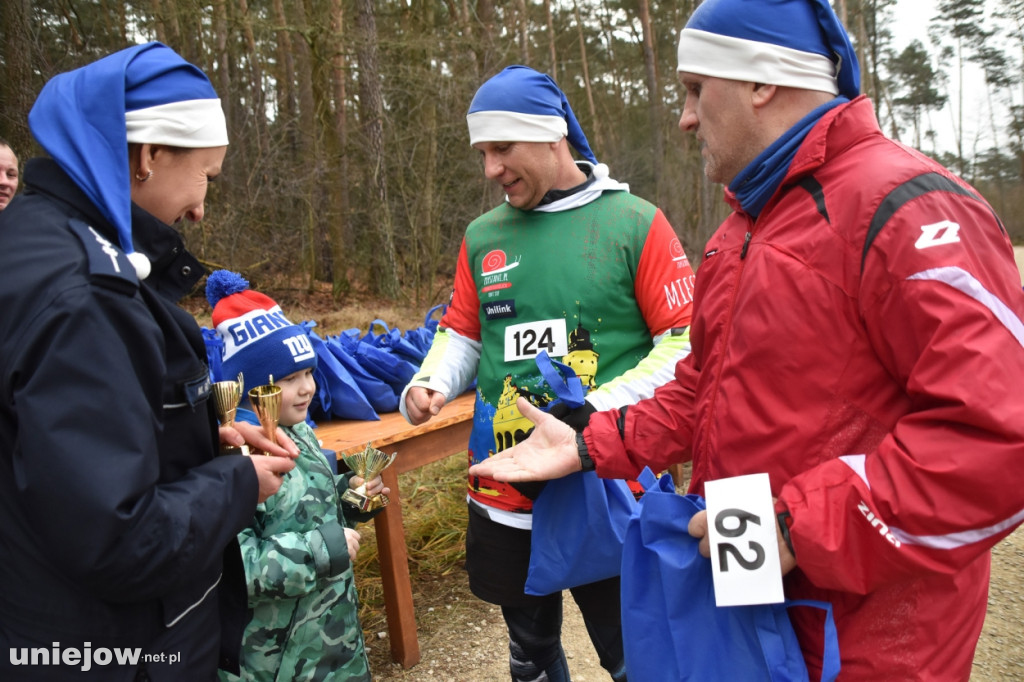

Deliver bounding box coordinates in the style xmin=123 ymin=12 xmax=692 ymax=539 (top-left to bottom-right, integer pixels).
xmin=206 ymin=270 xmax=317 ymax=390
xmin=466 ymin=65 xmax=598 ymax=164
xmin=28 ymin=42 xmax=228 ymax=279
xmin=677 ymin=0 xmax=860 ymax=100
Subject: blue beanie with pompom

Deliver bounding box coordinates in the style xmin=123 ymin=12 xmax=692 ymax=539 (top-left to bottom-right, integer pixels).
xmin=206 ymin=270 xmax=317 ymax=389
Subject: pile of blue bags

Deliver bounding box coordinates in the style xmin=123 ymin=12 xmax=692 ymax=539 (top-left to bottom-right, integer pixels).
xmin=203 ymin=304 xmax=445 ymax=422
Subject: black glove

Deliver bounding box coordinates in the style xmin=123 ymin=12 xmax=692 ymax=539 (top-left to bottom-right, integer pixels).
xmin=546 ymin=400 xmax=597 ymax=432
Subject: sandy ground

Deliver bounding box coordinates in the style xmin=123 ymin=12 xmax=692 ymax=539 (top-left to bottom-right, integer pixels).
xmin=370 ymin=526 xmax=1024 ymax=681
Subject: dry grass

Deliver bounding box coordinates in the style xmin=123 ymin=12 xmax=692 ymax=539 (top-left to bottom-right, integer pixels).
xmin=351 ymin=455 xmax=470 ymax=666
xmin=184 ymin=275 xmax=441 ymax=337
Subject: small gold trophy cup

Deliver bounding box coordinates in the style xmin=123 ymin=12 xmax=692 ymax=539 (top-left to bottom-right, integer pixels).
xmin=248 ymin=379 xmax=282 ymax=454
xmin=212 ymin=373 xmax=249 ymax=455
xmin=341 ymin=442 xmax=397 ymax=511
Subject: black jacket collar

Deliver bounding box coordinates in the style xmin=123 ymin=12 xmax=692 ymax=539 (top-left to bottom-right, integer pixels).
xmin=24 ymin=157 xmax=206 ymax=301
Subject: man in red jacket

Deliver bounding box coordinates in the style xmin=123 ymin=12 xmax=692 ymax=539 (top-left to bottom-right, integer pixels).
xmin=469 ymin=0 xmax=1024 ymax=679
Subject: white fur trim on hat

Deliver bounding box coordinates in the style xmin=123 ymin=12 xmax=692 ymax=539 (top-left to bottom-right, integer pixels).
xmin=125 ymin=98 xmax=229 ymax=148
xmin=677 ymin=28 xmax=839 ymax=96
xmin=467 ymin=111 xmax=568 ymax=147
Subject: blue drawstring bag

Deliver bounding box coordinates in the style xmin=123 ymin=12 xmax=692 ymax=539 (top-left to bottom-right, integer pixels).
xmin=301 ymin=321 xmax=379 ymax=422
xmin=524 ymin=351 xmax=639 ymax=595
xmin=336 ymin=327 xmax=419 ymax=394
xmin=201 ymin=326 xmax=225 ymax=382
xmin=621 ymin=468 xmax=840 ymax=682
xmin=401 ymin=303 xmax=445 ymax=360
xmin=363 ymin=318 xmax=430 ymax=365
xmin=322 ymin=333 xmax=400 ymax=414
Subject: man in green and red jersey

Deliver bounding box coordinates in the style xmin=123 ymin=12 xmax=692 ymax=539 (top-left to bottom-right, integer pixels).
xmin=400 ymin=65 xmax=695 ymax=682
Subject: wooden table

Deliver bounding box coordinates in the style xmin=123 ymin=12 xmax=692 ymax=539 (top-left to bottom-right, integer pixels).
xmin=314 ymin=392 xmax=475 ymax=669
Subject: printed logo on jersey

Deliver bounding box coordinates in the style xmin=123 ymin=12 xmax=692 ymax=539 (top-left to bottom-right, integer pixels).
xmin=483 ymin=299 xmax=517 ymax=320
xmin=669 ymin=237 xmax=691 ymax=267
xmin=915 ymin=220 xmax=961 ymax=250
xmin=481 ymin=249 xmax=521 ymax=295
xmin=664 ymin=274 xmax=695 ymax=311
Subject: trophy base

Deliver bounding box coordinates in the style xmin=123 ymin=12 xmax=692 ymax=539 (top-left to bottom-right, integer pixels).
xmin=342 ymin=489 xmax=390 ymax=512
xmin=366 ymin=493 xmax=391 ymax=512
xmin=220 ymin=444 xmax=251 ymax=456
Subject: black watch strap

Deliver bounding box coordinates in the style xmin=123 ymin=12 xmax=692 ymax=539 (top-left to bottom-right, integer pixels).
xmin=777 ymin=510 xmax=795 ymax=558
xmin=576 ymin=431 xmax=595 ymax=472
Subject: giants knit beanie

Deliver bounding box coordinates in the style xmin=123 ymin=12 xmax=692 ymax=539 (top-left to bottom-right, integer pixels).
xmin=206 ymin=270 xmax=317 ymax=388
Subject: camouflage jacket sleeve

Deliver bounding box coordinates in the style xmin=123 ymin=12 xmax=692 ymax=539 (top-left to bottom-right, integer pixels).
xmin=239 ymin=425 xmax=355 ymax=601
xmin=239 ymin=515 xmax=352 ymax=602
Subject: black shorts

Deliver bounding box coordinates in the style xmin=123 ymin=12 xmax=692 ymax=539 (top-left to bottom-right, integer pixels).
xmin=465 ymin=502 xmax=556 ymax=608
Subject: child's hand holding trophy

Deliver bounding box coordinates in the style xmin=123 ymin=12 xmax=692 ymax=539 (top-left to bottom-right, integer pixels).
xmin=341 ymin=443 xmax=397 ymax=511
xmin=212 ymin=373 xmax=249 ymax=455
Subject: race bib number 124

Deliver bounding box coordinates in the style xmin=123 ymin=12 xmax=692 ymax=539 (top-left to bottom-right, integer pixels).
xmin=504 ymin=319 xmax=568 ymax=362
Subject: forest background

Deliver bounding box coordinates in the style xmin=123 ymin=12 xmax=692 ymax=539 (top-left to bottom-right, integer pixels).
xmin=1 ymin=0 xmax=1023 ymax=309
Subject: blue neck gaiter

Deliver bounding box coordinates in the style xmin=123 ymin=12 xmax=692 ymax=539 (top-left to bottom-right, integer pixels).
xmin=730 ymin=97 xmax=848 ymax=218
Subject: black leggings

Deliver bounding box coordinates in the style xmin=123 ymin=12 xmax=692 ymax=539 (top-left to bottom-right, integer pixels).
xmin=501 ymin=577 xmax=627 ymax=682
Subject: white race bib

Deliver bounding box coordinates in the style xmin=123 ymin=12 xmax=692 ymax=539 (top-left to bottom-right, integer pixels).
xmin=704 ymin=473 xmax=785 ymax=607
xmin=503 ymin=319 xmax=568 ymax=362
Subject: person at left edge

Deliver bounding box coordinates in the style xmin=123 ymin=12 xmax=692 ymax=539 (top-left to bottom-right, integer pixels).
xmin=0 ymin=43 xmax=298 ymax=681
xmin=0 ymin=137 xmax=19 ymax=211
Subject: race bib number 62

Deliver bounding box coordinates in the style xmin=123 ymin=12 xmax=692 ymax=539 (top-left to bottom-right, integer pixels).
xmin=704 ymin=472 xmax=785 ymax=607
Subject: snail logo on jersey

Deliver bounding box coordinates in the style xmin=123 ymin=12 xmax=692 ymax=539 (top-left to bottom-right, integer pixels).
xmin=915 ymin=220 xmax=961 ymax=250
xmin=480 ymin=249 xmax=521 ymax=296
xmin=483 ymin=299 xmax=517 ymax=320
xmin=669 ymin=237 xmax=691 ymax=267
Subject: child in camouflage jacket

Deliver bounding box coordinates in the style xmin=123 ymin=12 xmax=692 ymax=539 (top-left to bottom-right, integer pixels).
xmin=207 ymin=270 xmax=387 ymax=682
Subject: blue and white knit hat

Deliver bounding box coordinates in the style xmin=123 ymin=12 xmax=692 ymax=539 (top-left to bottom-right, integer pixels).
xmin=28 ymin=42 xmax=228 ymax=279
xmin=206 ymin=270 xmax=317 ymax=389
xmin=676 ymin=0 xmax=860 ymax=99
xmin=466 ymin=65 xmax=598 ymax=164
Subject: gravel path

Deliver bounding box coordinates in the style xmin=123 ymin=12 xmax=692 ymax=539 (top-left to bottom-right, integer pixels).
xmin=371 ymin=525 xmax=1024 ymax=681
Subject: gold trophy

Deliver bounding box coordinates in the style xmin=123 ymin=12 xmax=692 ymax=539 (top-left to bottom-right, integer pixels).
xmin=212 ymin=373 xmax=249 ymax=455
xmin=341 ymin=442 xmax=397 ymax=511
xmin=248 ymin=378 xmax=282 ymax=454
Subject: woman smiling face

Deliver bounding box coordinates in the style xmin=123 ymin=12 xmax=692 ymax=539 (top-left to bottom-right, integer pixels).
xmin=130 ymin=144 xmax=226 ymax=225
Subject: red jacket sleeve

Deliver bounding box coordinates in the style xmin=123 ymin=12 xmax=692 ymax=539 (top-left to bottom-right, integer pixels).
xmin=585 ymin=353 xmax=698 ymax=480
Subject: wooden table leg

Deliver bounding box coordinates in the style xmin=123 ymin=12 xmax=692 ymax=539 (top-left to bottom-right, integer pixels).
xmin=374 ymin=464 xmax=421 ymax=668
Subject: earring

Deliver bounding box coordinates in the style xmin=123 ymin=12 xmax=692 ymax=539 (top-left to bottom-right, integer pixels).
xmin=136 ymin=169 xmax=153 ymax=182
